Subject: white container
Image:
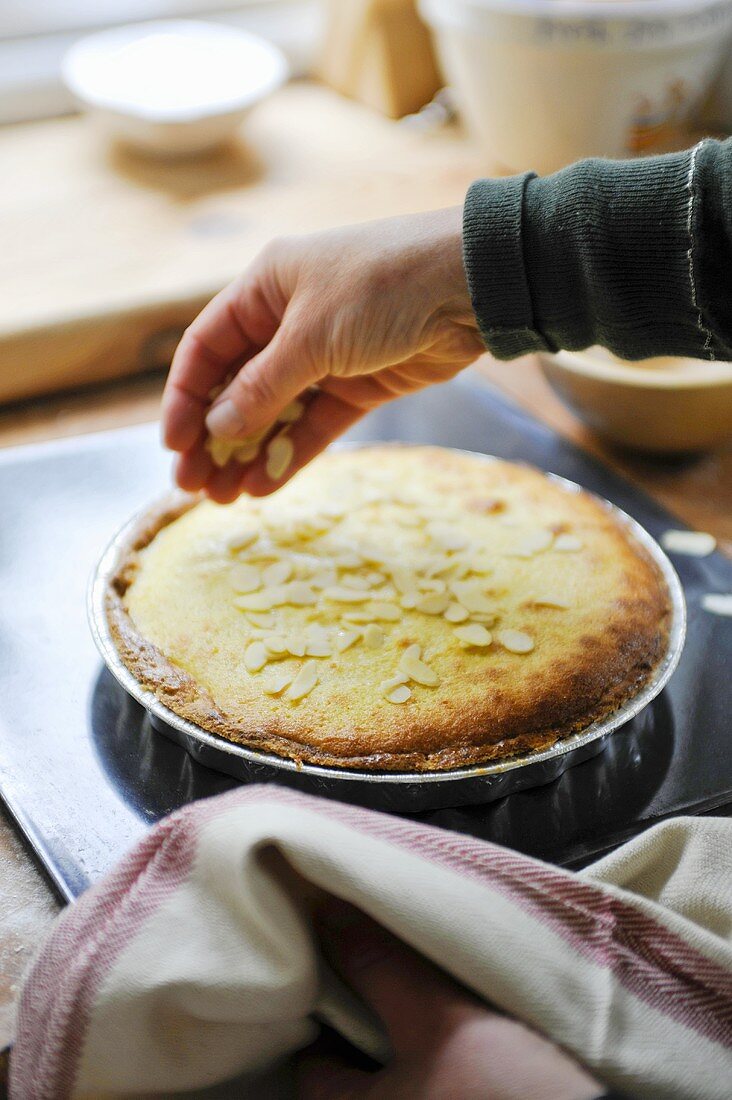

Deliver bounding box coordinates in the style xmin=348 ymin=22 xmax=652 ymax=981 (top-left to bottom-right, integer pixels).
xmin=420 ymin=0 xmax=732 ymax=173
xmin=62 ymin=20 xmax=289 ymax=157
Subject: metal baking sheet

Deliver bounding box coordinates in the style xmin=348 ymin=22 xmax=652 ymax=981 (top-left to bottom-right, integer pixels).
xmin=89 ymin=458 xmax=686 ymax=814
xmin=0 ymin=371 xmax=730 ymax=903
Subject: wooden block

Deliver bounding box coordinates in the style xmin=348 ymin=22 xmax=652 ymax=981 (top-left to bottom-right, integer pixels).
xmin=318 ymin=0 xmax=442 ymax=119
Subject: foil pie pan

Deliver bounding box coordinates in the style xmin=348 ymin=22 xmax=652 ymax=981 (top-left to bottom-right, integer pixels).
xmin=89 ymin=454 xmax=686 ymax=812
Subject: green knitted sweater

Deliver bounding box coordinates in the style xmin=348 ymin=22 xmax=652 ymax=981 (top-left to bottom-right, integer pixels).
xmin=462 ymin=139 xmax=732 ymax=362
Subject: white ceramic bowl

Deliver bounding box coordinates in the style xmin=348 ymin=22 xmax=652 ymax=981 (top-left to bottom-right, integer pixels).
xmin=420 ymin=0 xmax=732 ymax=173
xmin=62 ymin=20 xmax=289 ymax=156
xmin=540 ymin=347 xmax=732 ymax=453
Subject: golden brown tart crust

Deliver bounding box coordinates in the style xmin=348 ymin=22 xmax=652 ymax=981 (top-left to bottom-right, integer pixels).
xmin=106 ymin=447 xmax=672 ymax=772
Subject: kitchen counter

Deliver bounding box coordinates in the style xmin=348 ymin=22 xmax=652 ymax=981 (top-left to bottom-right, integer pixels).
xmin=0 ymin=82 xmax=729 ymax=1068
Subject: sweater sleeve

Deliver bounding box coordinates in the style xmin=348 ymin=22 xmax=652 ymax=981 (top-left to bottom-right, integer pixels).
xmin=462 ymin=138 xmax=732 ymax=362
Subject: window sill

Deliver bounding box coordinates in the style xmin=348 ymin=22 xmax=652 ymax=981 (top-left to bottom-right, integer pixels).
xmin=0 ymin=1 xmax=322 ymax=124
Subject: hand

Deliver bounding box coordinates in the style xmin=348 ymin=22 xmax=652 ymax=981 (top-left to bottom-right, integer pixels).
xmin=162 ymin=208 xmax=483 ymax=502
xmin=298 ymin=904 xmax=602 ymax=1100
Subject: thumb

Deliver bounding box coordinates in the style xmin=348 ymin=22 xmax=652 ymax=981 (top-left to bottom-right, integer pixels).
xmin=317 ymin=901 xmax=483 ymax=1059
xmin=205 ymin=323 xmax=317 ymax=441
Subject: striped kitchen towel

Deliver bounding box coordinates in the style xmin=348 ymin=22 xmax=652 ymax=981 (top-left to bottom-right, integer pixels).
xmin=10 ymin=785 xmax=732 ymax=1098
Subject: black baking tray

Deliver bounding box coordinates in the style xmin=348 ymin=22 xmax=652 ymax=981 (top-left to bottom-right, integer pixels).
xmin=0 ymin=371 xmax=730 ymax=903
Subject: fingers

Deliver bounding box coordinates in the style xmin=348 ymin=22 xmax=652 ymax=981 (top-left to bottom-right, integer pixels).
xmin=317 ymin=901 xmax=482 ymax=1059
xmin=239 ymin=389 xmax=366 ymax=497
xmin=296 ymin=1018 xmax=380 ymax=1100
xmin=162 ymin=272 xmax=281 ymax=453
xmin=204 ymin=320 xmax=318 ymax=443
xmin=174 ymin=435 xmax=214 ymax=493
xmin=297 ymin=1052 xmax=369 ymax=1100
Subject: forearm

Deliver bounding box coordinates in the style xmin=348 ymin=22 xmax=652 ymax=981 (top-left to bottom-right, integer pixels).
xmin=463 ymin=138 xmax=732 ymax=362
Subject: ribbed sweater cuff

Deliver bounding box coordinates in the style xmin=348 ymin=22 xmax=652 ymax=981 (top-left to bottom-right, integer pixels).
xmin=463 ymin=175 xmax=548 ymax=359
xmin=462 ymin=145 xmax=732 ymax=362
xmin=523 ymin=150 xmax=701 ymax=360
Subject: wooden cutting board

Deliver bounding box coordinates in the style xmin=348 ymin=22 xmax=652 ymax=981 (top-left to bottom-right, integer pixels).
xmin=0 ymin=82 xmax=484 ymax=405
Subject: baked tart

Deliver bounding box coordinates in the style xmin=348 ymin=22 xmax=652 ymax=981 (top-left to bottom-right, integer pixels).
xmin=107 ymin=446 xmax=672 ymax=772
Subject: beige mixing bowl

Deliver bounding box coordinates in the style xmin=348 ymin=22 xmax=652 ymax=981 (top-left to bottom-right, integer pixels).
xmin=539 ymin=348 xmax=732 ymax=454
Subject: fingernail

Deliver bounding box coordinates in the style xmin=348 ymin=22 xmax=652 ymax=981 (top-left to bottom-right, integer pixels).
xmin=206 ymin=399 xmax=244 ymax=439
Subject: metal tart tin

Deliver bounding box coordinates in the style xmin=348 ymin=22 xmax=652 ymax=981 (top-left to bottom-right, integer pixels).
xmin=88 ymin=452 xmax=686 ymax=812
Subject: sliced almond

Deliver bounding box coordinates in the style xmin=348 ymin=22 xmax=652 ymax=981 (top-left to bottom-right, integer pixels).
xmin=305 ymin=624 xmax=332 ymax=658
xmin=399 ymin=653 xmax=440 ymax=687
xmin=244 ymin=641 xmax=269 ymax=672
xmin=342 ymin=611 xmax=375 ymax=624
xmin=283 ymin=581 xmax=317 ymax=606
xmin=427 ymin=524 xmax=469 ymax=553
xmin=206 ymin=436 xmax=239 ymax=468
xmin=310 ymin=568 xmax=338 ymax=590
xmin=333 ymin=550 xmax=364 ymax=569
xmin=226 ymin=527 xmax=258 ymax=552
xmin=444 ymin=602 xmax=469 ymax=624
xmin=302 ymin=515 xmax=334 ymax=537
xmin=417 ymin=577 xmax=448 ymax=594
xmin=454 ymin=624 xmax=493 ymax=647
xmin=245 ymin=610 xmax=276 ymax=629
xmin=363 ymin=624 xmax=386 ymax=649
xmin=266 ymin=523 xmax=300 ymax=546
xmin=416 ymin=592 xmax=450 ymax=615
xmin=278 ymin=398 xmax=304 ymax=424
xmin=264 ymin=635 xmax=289 ymax=655
xmin=534 ymin=595 xmax=572 ymax=609
xmin=285 ymin=636 xmax=307 ymax=658
xmin=333 ymin=629 xmax=360 ymax=653
xmin=701 ymin=593 xmax=732 ymax=616
xmin=368 ymin=601 xmax=402 ymax=622
xmin=510 ymin=530 xmax=554 ymax=558
xmin=661 ymin=530 xmax=716 ymax=557
xmin=358 ymin=545 xmax=391 ymax=568
xmin=399 ymin=592 xmax=420 ymax=610
xmin=390 ymin=565 xmax=419 ymax=594
xmin=401 ymin=643 xmax=421 ymax=662
xmin=323 ymin=586 xmax=372 ymax=604
xmin=342 ymin=574 xmax=374 ymax=590
xmin=265 ymin=432 xmax=294 ymax=481
xmin=320 ymin=502 xmax=347 ymax=519
xmin=234 ymin=591 xmax=282 ymax=612
xmin=286 ymin=660 xmax=319 ymax=700
xmin=263 ymin=560 xmax=293 ymax=587
xmin=553 ymin=534 xmax=583 ymax=553
xmin=385 ymin=684 xmax=412 ymax=704
xmin=262 ymin=671 xmax=293 ymax=695
xmin=498 ymin=629 xmax=535 ymax=654
xmin=449 ymin=581 xmax=494 ymax=615
xmin=467 ymin=553 xmax=494 ymax=575
xmin=228 ymin=563 xmax=262 ymax=593
xmin=379 ymin=672 xmax=409 ymax=695
xmin=233 ymin=441 xmax=260 ymax=464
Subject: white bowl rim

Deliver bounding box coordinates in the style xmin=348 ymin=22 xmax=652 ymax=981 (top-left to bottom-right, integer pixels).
xmin=544 ymin=348 xmax=732 ymax=389
xmin=61 ymin=19 xmax=289 ymax=122
xmin=420 ymin=0 xmax=732 ymax=25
